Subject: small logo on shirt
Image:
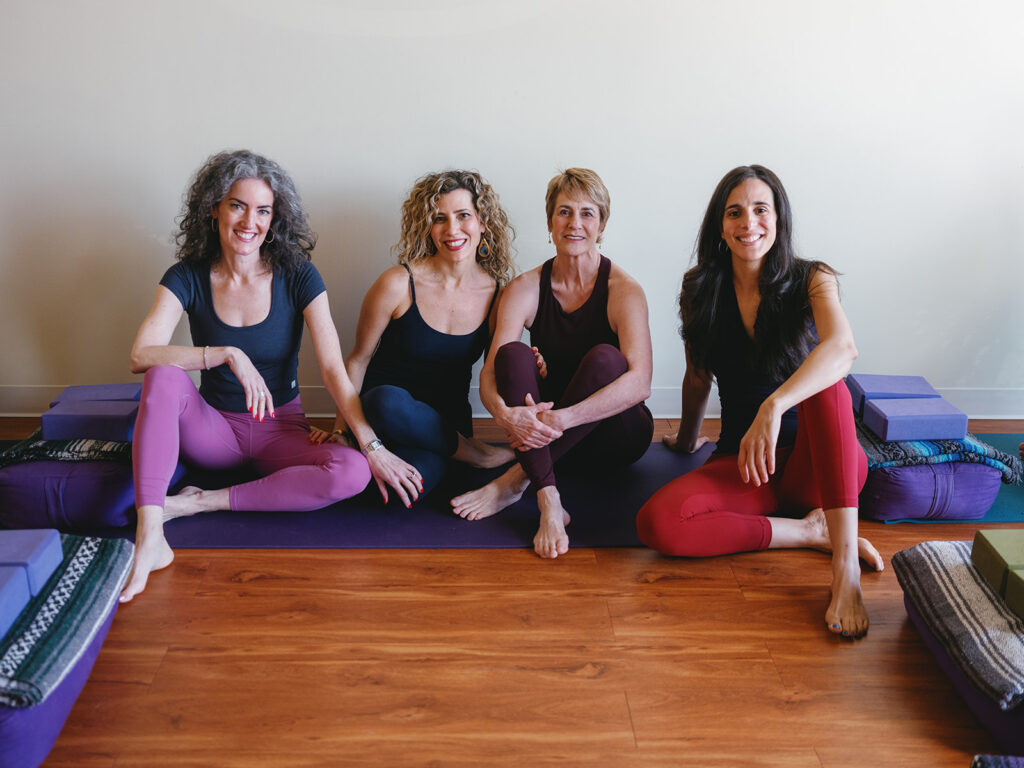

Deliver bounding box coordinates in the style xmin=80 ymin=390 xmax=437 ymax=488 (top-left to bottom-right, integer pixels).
xmin=290 ymin=380 xmax=296 ymax=388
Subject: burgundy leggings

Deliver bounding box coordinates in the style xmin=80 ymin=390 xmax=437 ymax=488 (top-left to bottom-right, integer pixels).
xmin=636 ymin=380 xmax=867 ymax=557
xmin=132 ymin=366 xmax=371 ymax=511
xmin=495 ymin=342 xmax=653 ymax=489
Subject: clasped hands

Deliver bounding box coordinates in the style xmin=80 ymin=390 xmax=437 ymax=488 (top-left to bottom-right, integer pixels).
xmin=499 ymin=394 xmax=564 ymax=451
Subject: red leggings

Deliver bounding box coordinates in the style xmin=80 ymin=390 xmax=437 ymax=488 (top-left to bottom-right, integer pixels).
xmin=495 ymin=342 xmax=653 ymax=490
xmin=636 ymin=380 xmax=867 ymax=557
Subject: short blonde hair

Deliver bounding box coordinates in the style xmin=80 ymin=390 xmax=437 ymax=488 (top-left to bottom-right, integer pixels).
xmin=544 ymin=168 xmax=610 ymax=228
xmin=393 ymin=170 xmax=516 ymax=286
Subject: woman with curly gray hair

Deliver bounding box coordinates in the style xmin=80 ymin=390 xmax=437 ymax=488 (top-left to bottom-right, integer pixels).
xmin=121 ymin=150 xmax=422 ymax=602
xmin=312 ymin=170 xmax=516 ymax=497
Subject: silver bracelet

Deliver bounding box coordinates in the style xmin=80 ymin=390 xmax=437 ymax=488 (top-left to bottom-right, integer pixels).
xmin=202 ymin=345 xmax=209 ymax=370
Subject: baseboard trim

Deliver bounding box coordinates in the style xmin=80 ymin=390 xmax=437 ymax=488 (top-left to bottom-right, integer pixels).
xmin=4 ymin=384 xmax=1022 ymax=420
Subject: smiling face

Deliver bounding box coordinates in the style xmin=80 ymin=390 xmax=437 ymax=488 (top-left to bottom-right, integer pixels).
xmin=721 ymin=178 xmax=777 ymax=266
xmin=429 ymin=188 xmax=485 ymax=262
xmin=549 ymin=192 xmax=604 ymax=257
xmin=212 ymin=178 xmax=274 ymax=259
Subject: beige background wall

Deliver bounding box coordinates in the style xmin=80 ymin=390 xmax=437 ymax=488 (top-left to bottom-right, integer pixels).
xmin=1 ymin=0 xmax=1021 ymax=417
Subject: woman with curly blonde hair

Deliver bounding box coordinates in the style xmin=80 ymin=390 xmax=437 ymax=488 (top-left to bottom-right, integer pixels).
xmin=313 ymin=170 xmax=517 ymax=497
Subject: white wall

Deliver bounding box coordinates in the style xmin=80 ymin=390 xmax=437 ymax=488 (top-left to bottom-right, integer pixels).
xmin=1 ymin=0 xmax=1021 ymax=417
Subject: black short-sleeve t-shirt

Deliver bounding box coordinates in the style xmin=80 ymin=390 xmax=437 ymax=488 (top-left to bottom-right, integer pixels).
xmin=159 ymin=260 xmax=326 ymax=412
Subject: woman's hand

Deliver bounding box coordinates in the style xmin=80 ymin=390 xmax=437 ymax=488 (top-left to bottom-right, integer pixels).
xmin=737 ymin=400 xmax=783 ymax=486
xmin=663 ymin=433 xmax=710 ymax=454
xmin=365 ymin=447 xmax=423 ymax=507
xmin=531 ymin=346 xmax=548 ymax=379
xmin=225 ymin=348 xmax=275 ymax=422
xmin=497 ymin=393 xmax=563 ymax=451
xmin=308 ymin=426 xmax=354 ymax=446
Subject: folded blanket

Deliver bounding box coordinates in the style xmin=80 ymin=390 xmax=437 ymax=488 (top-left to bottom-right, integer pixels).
xmin=0 ymin=428 xmax=131 ymax=470
xmin=857 ymin=422 xmax=1023 ymax=485
xmin=893 ymin=541 xmax=1024 ymax=711
xmin=0 ymin=535 xmax=133 ymax=708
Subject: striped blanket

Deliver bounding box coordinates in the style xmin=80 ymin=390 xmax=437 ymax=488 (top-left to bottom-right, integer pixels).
xmin=892 ymin=541 xmax=1024 ymax=711
xmin=857 ymin=422 xmax=1023 ymax=485
xmin=0 ymin=428 xmax=131 ymax=470
xmin=0 ymin=535 xmax=133 ymax=708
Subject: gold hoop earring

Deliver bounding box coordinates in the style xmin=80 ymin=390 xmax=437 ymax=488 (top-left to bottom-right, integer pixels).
xmin=264 ymin=230 xmax=275 ymax=244
xmin=211 ymin=218 xmax=218 ymax=233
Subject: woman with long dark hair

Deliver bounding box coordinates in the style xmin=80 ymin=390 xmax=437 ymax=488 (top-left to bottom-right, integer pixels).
xmin=637 ymin=165 xmax=882 ymax=638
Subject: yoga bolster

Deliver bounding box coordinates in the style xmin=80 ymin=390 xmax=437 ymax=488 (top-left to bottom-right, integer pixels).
xmin=0 ymin=460 xmax=186 ymax=531
xmin=859 ymin=462 xmax=1002 ymax=521
xmin=41 ymin=400 xmax=139 ymax=442
xmin=0 ymin=603 xmax=117 ymax=768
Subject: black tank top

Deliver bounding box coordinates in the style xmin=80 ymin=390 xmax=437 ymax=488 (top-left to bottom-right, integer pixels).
xmin=362 ymin=264 xmax=498 ymax=435
xmin=529 ymin=255 xmax=619 ymax=399
xmin=709 ymin=286 xmax=802 ymax=454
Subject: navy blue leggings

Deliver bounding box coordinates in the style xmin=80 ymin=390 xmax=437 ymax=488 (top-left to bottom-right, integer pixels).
xmin=360 ymin=384 xmax=460 ymax=496
xmin=494 ymin=341 xmax=654 ymax=489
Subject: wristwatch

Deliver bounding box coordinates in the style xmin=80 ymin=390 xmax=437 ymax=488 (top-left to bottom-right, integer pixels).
xmin=361 ymin=439 xmax=384 ymax=455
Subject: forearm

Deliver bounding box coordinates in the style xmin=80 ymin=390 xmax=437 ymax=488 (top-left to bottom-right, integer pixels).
xmin=675 ymin=372 xmax=712 ymax=452
xmin=479 ymin=363 xmax=511 ymax=421
xmin=558 ymin=368 xmax=650 ymax=430
xmin=321 ymin=366 xmax=379 ymax=448
xmin=130 ymin=344 xmax=235 ymax=375
xmin=764 ymin=337 xmax=857 ymax=416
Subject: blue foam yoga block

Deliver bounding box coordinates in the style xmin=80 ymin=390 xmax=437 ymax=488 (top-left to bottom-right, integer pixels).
xmin=862 ymin=397 xmax=968 ymax=442
xmin=41 ymin=399 xmax=138 ymax=442
xmin=0 ymin=529 xmax=62 ymax=596
xmin=845 ymin=373 xmax=940 ymax=415
xmin=49 ymin=383 xmax=142 ymax=407
xmin=0 ymin=566 xmax=31 ymax=640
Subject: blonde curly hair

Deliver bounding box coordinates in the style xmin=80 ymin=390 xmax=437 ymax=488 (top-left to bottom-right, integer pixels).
xmin=393 ymin=170 xmax=516 ymax=286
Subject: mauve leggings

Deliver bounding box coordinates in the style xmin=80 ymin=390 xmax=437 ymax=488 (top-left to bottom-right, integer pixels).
xmin=494 ymin=341 xmax=653 ymax=489
xmin=132 ymin=366 xmax=371 ymax=511
xmin=636 ymin=380 xmax=867 ymax=557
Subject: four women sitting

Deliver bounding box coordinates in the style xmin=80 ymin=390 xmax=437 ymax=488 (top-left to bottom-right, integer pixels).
xmin=115 ymin=150 xmax=877 ymax=638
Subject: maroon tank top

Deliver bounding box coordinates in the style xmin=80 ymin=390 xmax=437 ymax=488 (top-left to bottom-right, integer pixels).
xmin=529 ymin=255 xmax=619 ymax=399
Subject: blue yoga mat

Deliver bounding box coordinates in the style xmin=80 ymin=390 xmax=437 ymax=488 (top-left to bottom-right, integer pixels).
xmin=882 ymin=433 xmax=1024 ymax=525
xmin=159 ymin=441 xmax=716 ymax=549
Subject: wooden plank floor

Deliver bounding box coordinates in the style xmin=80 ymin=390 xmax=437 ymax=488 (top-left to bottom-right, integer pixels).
xmin=4 ymin=417 xmax=1020 ymax=767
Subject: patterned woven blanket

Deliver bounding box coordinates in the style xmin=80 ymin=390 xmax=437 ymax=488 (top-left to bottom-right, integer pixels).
xmin=857 ymin=422 xmax=1023 ymax=485
xmin=0 ymin=428 xmax=131 ymax=470
xmin=0 ymin=535 xmax=133 ymax=708
xmin=892 ymin=541 xmax=1024 ymax=712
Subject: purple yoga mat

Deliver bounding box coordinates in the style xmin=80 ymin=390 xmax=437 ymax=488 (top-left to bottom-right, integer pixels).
xmin=157 ymin=441 xmax=716 ymax=549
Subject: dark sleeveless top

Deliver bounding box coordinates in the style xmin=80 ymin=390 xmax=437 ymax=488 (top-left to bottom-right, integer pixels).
xmin=362 ymin=264 xmax=498 ymax=435
xmin=708 ymin=286 xmax=808 ymax=455
xmin=529 ymin=255 xmax=619 ymax=400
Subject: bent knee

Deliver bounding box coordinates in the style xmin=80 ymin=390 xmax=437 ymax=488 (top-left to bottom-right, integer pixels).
xmin=141 ymin=365 xmax=195 ymax=403
xmin=580 ymin=344 xmax=627 ymax=376
xmin=320 ymin=446 xmax=372 ymax=501
xmin=361 ymin=385 xmax=413 ymax=424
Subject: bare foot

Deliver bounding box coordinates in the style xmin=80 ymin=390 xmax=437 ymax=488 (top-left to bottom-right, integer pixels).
xmin=534 ymin=487 xmax=570 ymax=559
xmin=161 ymin=486 xmax=230 ymax=522
xmin=804 ymin=508 xmax=884 ymax=572
xmin=826 ymin=558 xmax=870 ymax=638
xmin=453 ymin=435 xmax=516 ymax=469
xmin=451 ymin=466 xmax=528 ymax=521
xmin=119 ymin=522 xmax=174 ymax=603
xmin=162 ymin=486 xmax=203 ymax=522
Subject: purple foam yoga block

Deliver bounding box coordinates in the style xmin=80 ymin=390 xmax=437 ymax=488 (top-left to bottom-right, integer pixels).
xmin=845 ymin=373 xmax=939 ymax=415
xmin=49 ymin=383 xmax=142 ymax=407
xmin=41 ymin=399 xmax=138 ymax=442
xmin=862 ymin=397 xmax=968 ymax=442
xmin=0 ymin=566 xmax=31 ymax=640
xmin=0 ymin=529 xmax=62 ymax=596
